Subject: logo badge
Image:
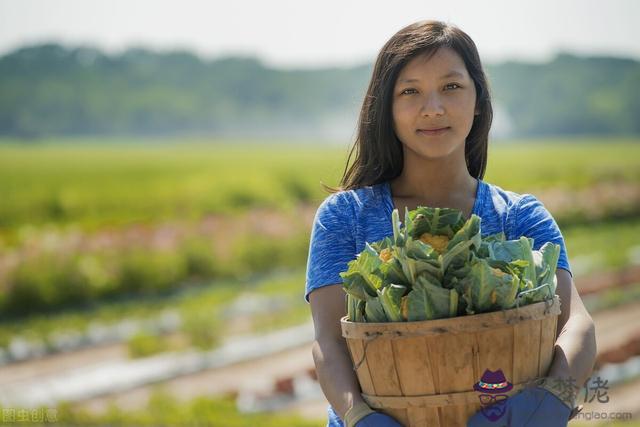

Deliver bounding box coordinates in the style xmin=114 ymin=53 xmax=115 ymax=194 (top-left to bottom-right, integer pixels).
xmin=473 ymin=369 xmax=513 ymax=421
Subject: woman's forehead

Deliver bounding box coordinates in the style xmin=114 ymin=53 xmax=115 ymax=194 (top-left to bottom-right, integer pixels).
xmin=397 ymin=48 xmax=469 ymax=82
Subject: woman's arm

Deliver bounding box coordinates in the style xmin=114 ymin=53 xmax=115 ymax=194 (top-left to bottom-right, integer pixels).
xmin=546 ymin=268 xmax=598 ymax=396
xmin=309 ymin=284 xmax=366 ymax=419
xmin=468 ymin=269 xmax=597 ymax=426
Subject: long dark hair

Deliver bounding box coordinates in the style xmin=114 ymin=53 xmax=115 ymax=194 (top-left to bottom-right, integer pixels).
xmin=323 ymin=20 xmax=492 ymax=193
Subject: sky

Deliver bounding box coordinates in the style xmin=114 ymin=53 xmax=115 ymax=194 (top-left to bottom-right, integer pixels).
xmin=0 ymin=0 xmax=639 ymax=69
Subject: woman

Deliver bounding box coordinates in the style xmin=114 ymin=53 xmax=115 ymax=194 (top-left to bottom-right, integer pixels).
xmin=305 ymin=20 xmax=596 ymax=427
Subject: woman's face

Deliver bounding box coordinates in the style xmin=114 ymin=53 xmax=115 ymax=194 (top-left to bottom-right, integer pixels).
xmin=392 ymin=47 xmax=478 ymax=162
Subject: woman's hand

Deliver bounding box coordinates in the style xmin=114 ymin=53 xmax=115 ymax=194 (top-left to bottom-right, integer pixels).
xmin=467 ymin=385 xmax=572 ymax=427
xmin=354 ymin=412 xmax=404 ymax=427
xmin=345 ymin=401 xmax=403 ymax=427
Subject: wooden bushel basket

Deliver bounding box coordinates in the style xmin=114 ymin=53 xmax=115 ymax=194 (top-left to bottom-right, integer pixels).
xmin=341 ymin=295 xmax=561 ymax=427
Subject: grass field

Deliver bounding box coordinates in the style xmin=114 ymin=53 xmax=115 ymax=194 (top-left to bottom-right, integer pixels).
xmin=0 ymin=137 xmax=638 ymax=236
xmin=0 ymin=139 xmax=340 ymax=233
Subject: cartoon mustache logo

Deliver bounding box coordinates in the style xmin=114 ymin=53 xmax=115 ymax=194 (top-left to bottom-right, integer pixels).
xmin=473 ymin=369 xmax=513 ymax=422
xmin=479 ymin=395 xmax=508 ymax=421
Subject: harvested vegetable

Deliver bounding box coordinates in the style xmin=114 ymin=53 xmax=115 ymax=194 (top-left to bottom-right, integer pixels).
xmin=340 ymin=206 xmax=560 ymax=322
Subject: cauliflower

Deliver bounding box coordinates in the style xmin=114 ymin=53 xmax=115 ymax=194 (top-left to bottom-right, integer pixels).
xmin=418 ymin=232 xmax=450 ymax=254
xmin=379 ymin=247 xmax=393 ymax=263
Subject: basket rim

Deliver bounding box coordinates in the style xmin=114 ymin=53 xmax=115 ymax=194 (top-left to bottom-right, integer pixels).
xmin=341 ymin=295 xmax=560 ymax=337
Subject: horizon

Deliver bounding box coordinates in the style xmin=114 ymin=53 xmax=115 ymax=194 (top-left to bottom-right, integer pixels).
xmin=1 ymin=0 xmax=638 ymax=70
xmin=3 ymin=41 xmax=638 ymax=72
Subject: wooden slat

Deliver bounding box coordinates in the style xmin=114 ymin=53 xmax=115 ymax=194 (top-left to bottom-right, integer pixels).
xmin=539 ymin=315 xmax=558 ymax=376
xmin=425 ymin=336 xmax=443 ymax=426
xmin=392 ymin=336 xmax=436 ymax=425
xmin=434 ymin=332 xmax=476 ymax=426
xmin=364 ymin=337 xmax=404 ymax=423
xmin=346 ymin=337 xmax=375 ymax=395
xmin=512 ymin=319 xmax=541 ymax=384
xmin=477 ymin=326 xmax=514 ymax=382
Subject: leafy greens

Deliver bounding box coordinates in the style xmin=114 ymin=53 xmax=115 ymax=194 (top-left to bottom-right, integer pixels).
xmin=340 ymin=206 xmax=560 ymax=322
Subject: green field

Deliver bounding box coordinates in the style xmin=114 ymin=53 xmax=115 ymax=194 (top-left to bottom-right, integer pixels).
xmin=0 ymin=137 xmax=638 ymax=319
xmin=0 ymin=139 xmax=342 ymax=235
xmin=1 ymin=137 xmax=639 ymax=236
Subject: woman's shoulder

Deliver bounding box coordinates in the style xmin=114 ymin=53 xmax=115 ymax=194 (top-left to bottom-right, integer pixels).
xmin=312 ymin=183 xmax=388 ymax=234
xmin=478 ymin=180 xmax=550 ymax=236
xmin=480 ymin=180 xmax=546 ymax=218
xmin=316 ymin=182 xmax=387 ymax=213
xmin=481 ymin=180 xmax=559 ymax=235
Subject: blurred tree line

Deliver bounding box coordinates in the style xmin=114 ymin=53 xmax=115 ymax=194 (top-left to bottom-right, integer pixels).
xmin=0 ymin=43 xmax=638 ymax=139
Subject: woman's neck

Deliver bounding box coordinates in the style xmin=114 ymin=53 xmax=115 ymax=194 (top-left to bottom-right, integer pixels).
xmin=390 ymin=155 xmax=477 ymax=206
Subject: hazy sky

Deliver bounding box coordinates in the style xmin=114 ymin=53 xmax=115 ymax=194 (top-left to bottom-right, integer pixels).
xmin=1 ymin=0 xmax=638 ymax=69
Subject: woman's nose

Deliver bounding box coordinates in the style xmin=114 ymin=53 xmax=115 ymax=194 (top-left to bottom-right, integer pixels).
xmin=420 ymin=92 xmax=445 ymax=116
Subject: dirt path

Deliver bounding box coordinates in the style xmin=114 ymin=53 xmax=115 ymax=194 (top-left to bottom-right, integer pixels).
xmin=593 ymin=300 xmax=640 ymax=354
xmin=0 ymin=343 xmax=127 ymax=386
xmin=2 ymin=293 xmax=638 ymax=421
xmin=67 ymin=299 xmax=640 ymax=417
xmin=76 ymin=342 xmax=317 ymax=414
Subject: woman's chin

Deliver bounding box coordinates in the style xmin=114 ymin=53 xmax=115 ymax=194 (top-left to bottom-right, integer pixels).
xmin=405 ymin=142 xmax=460 ymax=161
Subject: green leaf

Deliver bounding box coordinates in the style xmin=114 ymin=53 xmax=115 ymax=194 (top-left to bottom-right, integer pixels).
xmin=442 ymin=214 xmax=482 ymax=272
xmin=517 ymin=242 xmax=560 ymax=305
xmin=347 ymin=293 xmax=366 ymax=322
xmin=364 ymin=296 xmax=387 ymax=322
xmin=405 ymin=275 xmax=458 ymax=321
xmin=340 ymin=242 xmax=384 ymax=299
xmin=393 ymin=232 xmax=443 ymax=286
xmin=535 ymin=242 xmax=560 ymax=289
xmin=391 ymin=208 xmax=404 ymax=247
xmin=409 ymin=207 xmax=466 ymax=239
xmin=378 ymin=283 xmax=407 ymax=322
xmin=462 ymin=257 xmax=519 ymax=314
xmin=486 ymin=236 xmax=537 ymax=287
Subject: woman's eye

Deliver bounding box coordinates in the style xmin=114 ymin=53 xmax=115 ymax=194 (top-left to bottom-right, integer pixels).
xmin=401 ymin=84 xmax=460 ymax=95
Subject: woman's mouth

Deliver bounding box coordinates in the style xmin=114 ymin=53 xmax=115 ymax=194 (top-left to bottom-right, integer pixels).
xmin=417 ymin=127 xmax=450 ymax=136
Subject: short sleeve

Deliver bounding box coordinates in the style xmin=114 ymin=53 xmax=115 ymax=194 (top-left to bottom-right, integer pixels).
xmin=304 ymin=192 xmax=357 ymax=303
xmin=514 ymin=194 xmax=572 ymax=277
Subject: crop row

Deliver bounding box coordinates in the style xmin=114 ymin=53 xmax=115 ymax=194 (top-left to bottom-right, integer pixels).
xmin=1 ymin=213 xmax=638 ymax=321
xmin=0 ymin=216 xmax=311 ymax=318
xmin=0 ymin=268 xmax=307 ymax=363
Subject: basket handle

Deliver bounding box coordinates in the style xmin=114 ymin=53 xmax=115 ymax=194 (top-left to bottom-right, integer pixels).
xmin=515 ymin=282 xmax=555 ymax=314
xmin=353 ymin=331 xmax=384 ymax=372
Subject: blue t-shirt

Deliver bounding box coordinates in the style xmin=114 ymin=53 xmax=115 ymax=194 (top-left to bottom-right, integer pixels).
xmin=304 ymin=179 xmax=572 ymax=427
